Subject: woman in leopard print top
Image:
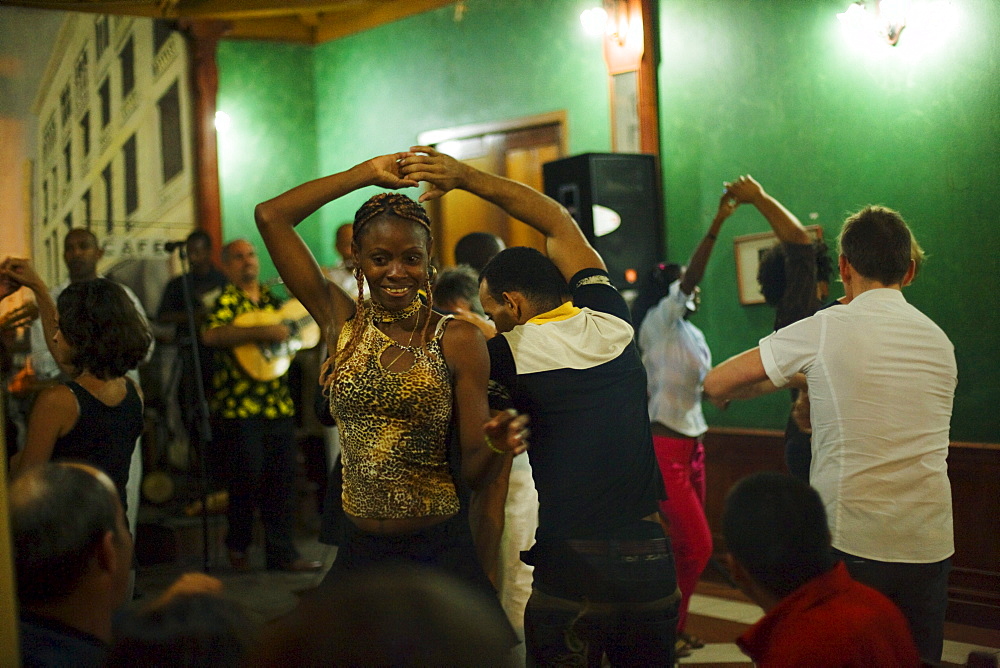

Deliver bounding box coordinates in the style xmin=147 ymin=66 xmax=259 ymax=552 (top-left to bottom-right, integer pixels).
xmin=255 ymin=150 xmax=527 ymax=598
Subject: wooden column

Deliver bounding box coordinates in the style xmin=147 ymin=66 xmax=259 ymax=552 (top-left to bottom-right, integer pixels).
xmin=181 ymin=20 xmax=230 ymax=264
xmin=601 ymin=0 xmax=660 ymax=156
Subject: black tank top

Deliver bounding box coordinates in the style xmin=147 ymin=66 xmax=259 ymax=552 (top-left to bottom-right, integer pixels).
xmin=52 ymin=379 xmax=143 ymax=511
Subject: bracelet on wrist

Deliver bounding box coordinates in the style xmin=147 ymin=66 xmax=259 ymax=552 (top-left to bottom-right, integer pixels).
xmin=484 ymin=434 xmax=505 ymax=455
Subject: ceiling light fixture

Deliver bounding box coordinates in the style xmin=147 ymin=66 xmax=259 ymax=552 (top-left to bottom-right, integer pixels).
xmin=838 ymin=0 xmax=907 ymax=45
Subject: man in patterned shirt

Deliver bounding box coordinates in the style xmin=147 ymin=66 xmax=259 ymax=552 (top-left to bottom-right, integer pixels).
xmin=202 ymin=238 xmax=321 ymax=573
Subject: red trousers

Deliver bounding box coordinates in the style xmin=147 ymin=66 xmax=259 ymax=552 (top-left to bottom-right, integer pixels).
xmin=653 ymin=435 xmax=713 ymax=632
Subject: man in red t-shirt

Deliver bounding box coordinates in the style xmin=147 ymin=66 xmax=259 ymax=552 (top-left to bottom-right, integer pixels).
xmin=723 ymin=472 xmax=919 ymax=668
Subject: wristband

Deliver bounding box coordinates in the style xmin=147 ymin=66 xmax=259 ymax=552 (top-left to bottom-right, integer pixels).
xmin=484 ymin=434 xmax=505 ymax=455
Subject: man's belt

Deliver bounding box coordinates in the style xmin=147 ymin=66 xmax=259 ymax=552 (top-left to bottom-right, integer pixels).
xmin=566 ymin=537 xmax=670 ymax=557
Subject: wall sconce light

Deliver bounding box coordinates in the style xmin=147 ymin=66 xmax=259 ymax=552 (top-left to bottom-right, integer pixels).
xmin=580 ymin=1 xmax=633 ymax=46
xmin=580 ymin=7 xmax=609 ymax=36
xmin=214 ymin=110 xmax=231 ymax=133
xmin=838 ymin=0 xmax=907 ymax=45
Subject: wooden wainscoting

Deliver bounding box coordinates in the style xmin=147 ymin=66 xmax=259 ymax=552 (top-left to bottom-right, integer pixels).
xmin=700 ymin=428 xmax=1000 ymax=630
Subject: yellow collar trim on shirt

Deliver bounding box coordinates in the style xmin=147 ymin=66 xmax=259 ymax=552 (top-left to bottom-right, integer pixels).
xmin=527 ymin=301 xmax=580 ymax=325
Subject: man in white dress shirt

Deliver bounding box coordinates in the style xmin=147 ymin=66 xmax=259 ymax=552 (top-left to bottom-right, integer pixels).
xmin=704 ymin=205 xmax=956 ymax=665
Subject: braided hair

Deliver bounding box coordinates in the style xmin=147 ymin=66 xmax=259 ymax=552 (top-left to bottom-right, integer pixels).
xmin=320 ymin=193 xmax=436 ymax=395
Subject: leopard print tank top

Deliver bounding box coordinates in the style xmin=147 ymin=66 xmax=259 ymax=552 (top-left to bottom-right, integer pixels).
xmin=331 ymin=311 xmax=459 ymax=519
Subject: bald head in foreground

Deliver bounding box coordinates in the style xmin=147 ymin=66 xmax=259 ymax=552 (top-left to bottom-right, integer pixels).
xmin=12 ymin=462 xmax=133 ymax=667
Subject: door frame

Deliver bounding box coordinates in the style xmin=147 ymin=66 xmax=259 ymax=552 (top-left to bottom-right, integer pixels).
xmin=416 ymin=111 xmax=568 ymax=266
xmin=416 ymin=110 xmax=568 ymax=152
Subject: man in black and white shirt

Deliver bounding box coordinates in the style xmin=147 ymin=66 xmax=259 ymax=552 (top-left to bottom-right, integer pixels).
xmin=402 ymin=147 xmax=678 ymax=666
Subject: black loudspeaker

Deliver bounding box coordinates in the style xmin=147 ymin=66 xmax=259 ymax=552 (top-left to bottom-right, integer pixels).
xmin=542 ymin=153 xmax=662 ymax=293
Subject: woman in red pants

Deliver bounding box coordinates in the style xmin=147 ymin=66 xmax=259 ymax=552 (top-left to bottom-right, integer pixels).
xmin=632 ymin=190 xmax=737 ymax=655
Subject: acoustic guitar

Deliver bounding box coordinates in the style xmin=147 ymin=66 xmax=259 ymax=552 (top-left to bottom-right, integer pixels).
xmin=232 ymin=298 xmax=321 ymax=381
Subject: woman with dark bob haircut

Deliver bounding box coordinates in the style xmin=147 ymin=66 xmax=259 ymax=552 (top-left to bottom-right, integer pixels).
xmin=3 ymin=258 xmax=150 ymax=511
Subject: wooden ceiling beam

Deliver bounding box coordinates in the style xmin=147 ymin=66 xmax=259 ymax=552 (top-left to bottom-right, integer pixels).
xmin=313 ymin=0 xmax=455 ymax=42
xmin=225 ymin=16 xmax=318 ymax=45
xmin=170 ymin=0 xmax=368 ymax=21
xmin=1 ymin=0 xmax=457 ymax=44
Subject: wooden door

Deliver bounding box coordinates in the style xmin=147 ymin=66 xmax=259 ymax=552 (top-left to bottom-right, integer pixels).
xmin=421 ymin=115 xmax=565 ymax=267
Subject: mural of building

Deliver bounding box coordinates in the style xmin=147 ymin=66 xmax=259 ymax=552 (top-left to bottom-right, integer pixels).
xmin=31 ymin=13 xmax=196 ymax=309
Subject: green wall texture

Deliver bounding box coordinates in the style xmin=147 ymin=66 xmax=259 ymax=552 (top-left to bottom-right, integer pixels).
xmin=656 ymin=0 xmax=999 ymax=440
xmin=216 ymin=40 xmax=317 ymax=282
xmin=217 ymin=0 xmax=611 ymax=272
xmin=215 ymin=0 xmax=998 ymax=441
xmin=308 ymin=0 xmax=612 ymax=250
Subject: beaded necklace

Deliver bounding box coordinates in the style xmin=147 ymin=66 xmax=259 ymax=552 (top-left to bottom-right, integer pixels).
xmin=368 ymin=297 xmax=424 ymax=369
xmin=368 ymin=296 xmax=422 ymax=323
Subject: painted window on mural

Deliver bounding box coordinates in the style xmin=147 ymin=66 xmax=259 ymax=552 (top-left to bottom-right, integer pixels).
xmin=158 ymin=81 xmax=183 ymax=183
xmin=124 ymin=134 xmax=138 ymax=218
xmin=99 ymin=78 xmax=111 ymax=128
xmin=102 ymin=164 xmax=113 ymax=234
xmin=95 ymin=16 xmax=110 ymax=58
xmin=120 ymin=37 xmax=135 ymax=99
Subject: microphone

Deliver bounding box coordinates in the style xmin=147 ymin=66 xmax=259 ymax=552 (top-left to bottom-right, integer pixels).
xmin=164 ymin=240 xmax=187 ymax=252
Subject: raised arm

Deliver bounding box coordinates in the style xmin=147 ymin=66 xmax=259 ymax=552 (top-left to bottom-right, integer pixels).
xmin=679 ymin=191 xmax=738 ymax=295
xmin=401 ymin=146 xmax=604 ymax=282
xmin=726 ymin=175 xmax=811 ymax=245
xmin=1 ymin=258 xmax=68 ymax=376
xmin=443 ymin=320 xmax=528 ymax=491
xmin=254 ymin=154 xmax=419 ymax=343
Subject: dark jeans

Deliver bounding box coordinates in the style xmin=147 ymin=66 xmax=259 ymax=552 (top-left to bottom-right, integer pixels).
xmin=524 ymin=521 xmax=680 ymax=667
xmin=324 ymin=513 xmax=492 ymax=592
xmin=212 ymin=417 xmax=299 ymax=567
xmin=833 ymin=548 xmax=951 ymax=665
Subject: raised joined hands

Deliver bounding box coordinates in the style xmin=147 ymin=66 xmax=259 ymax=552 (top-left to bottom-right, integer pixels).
xmin=0 ymin=257 xmax=46 ymax=299
xmin=363 ymin=152 xmax=421 ymax=191
xmin=398 ymin=145 xmax=471 ymax=203
xmin=724 ymin=174 xmax=765 ymax=205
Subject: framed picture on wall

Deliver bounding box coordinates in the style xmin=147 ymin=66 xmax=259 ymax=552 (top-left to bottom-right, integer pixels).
xmin=733 ymin=225 xmax=824 ymax=305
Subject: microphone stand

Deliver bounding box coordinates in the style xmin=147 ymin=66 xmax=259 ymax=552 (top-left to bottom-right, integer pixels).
xmin=172 ymin=244 xmax=215 ymax=572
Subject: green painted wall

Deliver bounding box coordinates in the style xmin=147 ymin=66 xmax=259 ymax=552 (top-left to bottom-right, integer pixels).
xmin=215 ymin=0 xmax=998 ymax=441
xmin=216 ymin=40 xmax=317 ymax=282
xmin=657 ymin=0 xmax=1000 ymax=441
xmin=216 ymin=0 xmax=610 ymax=274
xmin=308 ymin=0 xmax=612 ymax=261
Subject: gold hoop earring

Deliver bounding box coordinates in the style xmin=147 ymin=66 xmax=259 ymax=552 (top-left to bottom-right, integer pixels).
xmin=428 ymin=265 xmax=438 ymax=283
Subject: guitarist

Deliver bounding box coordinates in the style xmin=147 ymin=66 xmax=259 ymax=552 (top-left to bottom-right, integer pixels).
xmin=201 ymin=238 xmax=321 ymax=573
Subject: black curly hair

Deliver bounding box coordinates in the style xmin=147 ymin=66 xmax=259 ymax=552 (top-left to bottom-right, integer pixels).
xmin=631 ymin=262 xmax=684 ymax=333
xmin=757 ymin=241 xmax=833 ymax=308
xmin=57 ymin=278 xmax=151 ymax=379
